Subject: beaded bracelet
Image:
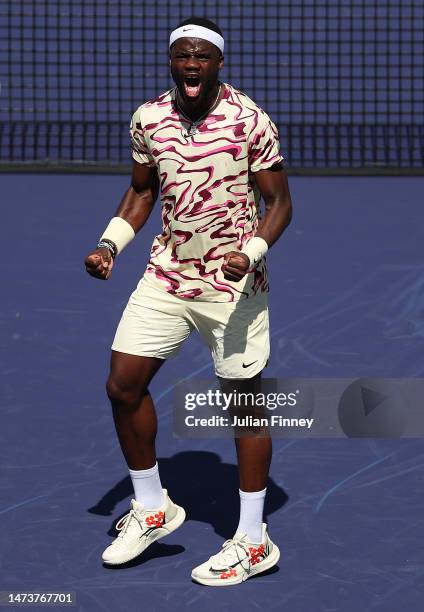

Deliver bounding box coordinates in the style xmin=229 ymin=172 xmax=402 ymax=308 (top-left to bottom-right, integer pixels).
xmin=96 ymin=239 xmax=118 ymax=259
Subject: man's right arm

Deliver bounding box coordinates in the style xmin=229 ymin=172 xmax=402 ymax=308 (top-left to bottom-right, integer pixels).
xmin=84 ymin=161 xmax=159 ymax=280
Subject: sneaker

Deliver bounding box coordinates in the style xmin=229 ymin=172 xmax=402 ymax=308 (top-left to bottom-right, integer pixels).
xmin=191 ymin=523 xmax=280 ymax=586
xmin=101 ymin=489 xmax=186 ymax=565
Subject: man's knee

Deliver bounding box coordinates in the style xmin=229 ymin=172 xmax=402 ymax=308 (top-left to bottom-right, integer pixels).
xmin=106 ymin=376 xmax=149 ymax=408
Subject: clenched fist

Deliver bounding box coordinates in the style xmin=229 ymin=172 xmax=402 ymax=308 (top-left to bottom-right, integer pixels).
xmin=84 ymin=247 xmax=114 ymax=280
xmin=221 ymin=251 xmax=250 ymax=282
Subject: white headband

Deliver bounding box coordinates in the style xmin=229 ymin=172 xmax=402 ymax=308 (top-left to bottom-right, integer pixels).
xmin=169 ymin=24 xmax=224 ymax=54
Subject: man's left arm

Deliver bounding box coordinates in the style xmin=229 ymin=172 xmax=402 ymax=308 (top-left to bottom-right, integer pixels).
xmin=222 ymin=164 xmax=292 ymax=282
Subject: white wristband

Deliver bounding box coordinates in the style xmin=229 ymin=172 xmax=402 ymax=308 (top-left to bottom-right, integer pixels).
xmin=100 ymin=217 xmax=135 ymax=255
xmin=241 ymin=236 xmax=269 ymax=267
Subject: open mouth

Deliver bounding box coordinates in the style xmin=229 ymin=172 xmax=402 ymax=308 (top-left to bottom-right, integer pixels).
xmin=184 ymin=74 xmax=201 ymax=98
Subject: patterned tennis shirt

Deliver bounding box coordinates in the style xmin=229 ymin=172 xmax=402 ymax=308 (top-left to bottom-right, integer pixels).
xmin=130 ymin=82 xmax=283 ymax=302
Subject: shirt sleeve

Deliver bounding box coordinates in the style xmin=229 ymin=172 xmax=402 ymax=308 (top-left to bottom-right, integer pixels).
xmin=248 ymin=110 xmax=284 ymax=173
xmin=129 ymin=109 xmax=156 ymax=166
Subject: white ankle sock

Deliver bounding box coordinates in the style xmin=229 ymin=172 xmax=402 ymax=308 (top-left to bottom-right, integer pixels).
xmin=235 ymin=487 xmax=266 ymax=543
xmin=129 ymin=462 xmax=164 ymax=509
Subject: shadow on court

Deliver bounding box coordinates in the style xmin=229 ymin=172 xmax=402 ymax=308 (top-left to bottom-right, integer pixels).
xmin=101 ymin=542 xmax=186 ymax=569
xmin=88 ymin=451 xmax=288 ymax=539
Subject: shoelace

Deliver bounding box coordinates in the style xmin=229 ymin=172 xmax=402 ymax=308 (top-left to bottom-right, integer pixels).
xmin=117 ymin=508 xmax=146 ymax=540
xmin=211 ymin=538 xmax=251 ymax=573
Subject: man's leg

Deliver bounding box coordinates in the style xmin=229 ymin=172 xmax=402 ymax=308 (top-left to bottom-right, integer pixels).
xmin=106 ymin=351 xmax=166 ymax=509
xmin=102 ymin=352 xmax=186 ymax=564
xmin=106 ymin=350 xmax=164 ymax=470
xmin=235 ymin=436 xmax=272 ymax=488
xmin=190 ymin=295 xmax=280 ymax=585
xmin=106 ymin=281 xmax=191 ymax=506
xmin=102 ymin=282 xmax=191 ymax=565
xmin=230 ymin=374 xmax=272 ymax=493
xmin=218 ymin=373 xmax=271 ymax=543
xmin=234 ymin=428 xmax=272 ymax=544
xmin=191 ymin=373 xmax=279 ymax=585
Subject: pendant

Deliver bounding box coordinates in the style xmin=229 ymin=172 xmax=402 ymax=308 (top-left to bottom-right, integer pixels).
xmin=184 ymin=124 xmax=198 ymax=138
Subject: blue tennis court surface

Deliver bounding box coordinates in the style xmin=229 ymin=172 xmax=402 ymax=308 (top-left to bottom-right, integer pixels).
xmin=1 ymin=175 xmax=423 ymax=611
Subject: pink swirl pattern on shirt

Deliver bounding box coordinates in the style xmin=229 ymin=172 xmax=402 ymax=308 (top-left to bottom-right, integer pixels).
xmin=130 ymin=83 xmax=283 ymax=302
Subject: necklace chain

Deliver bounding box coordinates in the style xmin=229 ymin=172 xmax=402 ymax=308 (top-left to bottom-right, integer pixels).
xmin=175 ymin=83 xmax=222 ymax=136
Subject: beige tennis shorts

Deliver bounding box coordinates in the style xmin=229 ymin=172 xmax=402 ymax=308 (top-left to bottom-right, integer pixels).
xmin=111 ymin=276 xmax=270 ymax=379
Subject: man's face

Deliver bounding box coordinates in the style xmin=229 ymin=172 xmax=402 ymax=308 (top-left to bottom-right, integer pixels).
xmin=170 ymin=38 xmax=224 ymax=103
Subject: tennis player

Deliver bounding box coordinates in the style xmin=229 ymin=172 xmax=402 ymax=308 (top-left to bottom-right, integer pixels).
xmin=84 ymin=17 xmax=292 ymax=586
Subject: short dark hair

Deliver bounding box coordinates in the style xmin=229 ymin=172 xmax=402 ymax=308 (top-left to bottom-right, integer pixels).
xmin=176 ymin=17 xmax=223 ymax=38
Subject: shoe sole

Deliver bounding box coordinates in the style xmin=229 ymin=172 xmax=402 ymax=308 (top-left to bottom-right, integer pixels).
xmin=102 ymin=505 xmax=186 ymax=566
xmin=191 ymin=543 xmax=280 ymax=587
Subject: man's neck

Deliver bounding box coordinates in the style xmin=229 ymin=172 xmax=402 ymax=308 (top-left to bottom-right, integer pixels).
xmin=176 ymin=82 xmax=222 ymax=123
